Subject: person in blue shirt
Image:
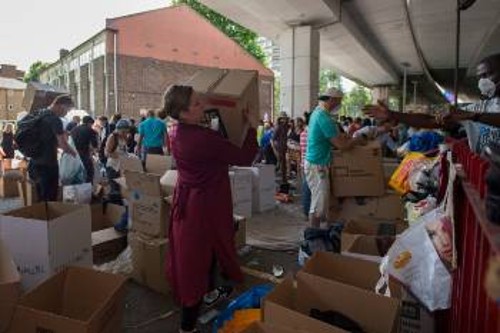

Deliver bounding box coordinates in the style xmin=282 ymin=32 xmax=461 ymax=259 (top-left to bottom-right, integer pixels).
xmin=305 ymin=88 xmax=365 ymax=228
xmin=136 ymin=109 xmax=168 ymax=163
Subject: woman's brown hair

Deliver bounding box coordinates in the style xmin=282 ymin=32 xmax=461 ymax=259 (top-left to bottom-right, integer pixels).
xmin=162 ymin=85 xmax=193 ymax=121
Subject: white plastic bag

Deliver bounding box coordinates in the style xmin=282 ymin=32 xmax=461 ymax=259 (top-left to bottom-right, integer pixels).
xmin=59 ymin=138 xmax=85 ymax=185
xmin=63 ymin=183 xmax=92 ymax=204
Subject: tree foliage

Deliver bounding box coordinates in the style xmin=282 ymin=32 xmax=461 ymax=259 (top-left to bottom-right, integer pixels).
xmin=341 ymin=85 xmax=372 ymax=117
xmin=319 ymin=69 xmax=342 ymax=94
xmin=172 ymin=0 xmax=266 ymax=63
xmin=23 ymin=61 xmax=50 ymax=83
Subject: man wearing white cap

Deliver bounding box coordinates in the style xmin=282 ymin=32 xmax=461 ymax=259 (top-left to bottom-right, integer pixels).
xmin=305 ymin=87 xmax=365 ymax=228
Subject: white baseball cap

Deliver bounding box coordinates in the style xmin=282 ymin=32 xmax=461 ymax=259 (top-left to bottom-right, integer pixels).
xmin=319 ymin=87 xmax=344 ymax=99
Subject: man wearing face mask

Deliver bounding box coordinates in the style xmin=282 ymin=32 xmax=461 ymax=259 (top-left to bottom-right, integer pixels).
xmin=305 ymin=88 xmax=365 ymax=228
xmin=364 ymin=53 xmax=500 ymax=154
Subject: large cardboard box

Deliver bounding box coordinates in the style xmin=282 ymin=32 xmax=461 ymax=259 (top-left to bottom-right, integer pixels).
xmin=341 ymin=218 xmax=407 ymax=252
xmin=0 ymin=177 xmax=20 ymax=198
xmin=302 ymin=252 xmax=434 ymax=333
xmin=185 ymin=68 xmax=260 ymax=147
xmin=264 ymin=275 xmax=400 ymax=333
xmin=120 ymin=155 xmax=172 ymax=176
xmin=91 ymin=204 xmax=127 ymax=265
xmin=0 ymin=239 xmax=20 ymax=333
xmin=125 ymin=171 xmax=170 ymax=238
xmin=8 ymin=266 xmax=127 ymax=333
xmin=331 ymin=141 xmax=385 ymax=197
xmin=243 ymin=322 xmax=310 ymax=333
xmin=128 ymin=232 xmax=169 ymax=295
xmin=383 ymin=158 xmax=400 ymax=184
xmin=230 ymin=168 xmax=253 ymax=218
xmin=160 ymin=170 xmax=178 ymax=196
xmin=338 ymin=192 xmax=404 ymax=221
xmin=0 ymin=203 xmax=92 ymax=291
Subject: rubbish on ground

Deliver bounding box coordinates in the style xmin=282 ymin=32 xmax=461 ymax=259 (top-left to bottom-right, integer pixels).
xmin=219 ymin=309 xmax=261 ymax=333
xmin=94 ymin=246 xmax=133 ymax=275
xmin=199 ymin=309 xmax=220 ymax=325
xmin=272 ymin=265 xmax=284 ymax=278
xmin=241 ymin=266 xmax=283 ymax=284
xmin=237 ymin=245 xmax=253 ymax=257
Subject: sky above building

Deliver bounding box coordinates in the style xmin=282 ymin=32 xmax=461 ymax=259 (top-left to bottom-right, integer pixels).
xmin=1 ymin=0 xmax=172 ymax=71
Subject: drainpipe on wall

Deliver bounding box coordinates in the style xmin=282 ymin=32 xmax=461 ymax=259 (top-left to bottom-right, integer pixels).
xmin=113 ymin=31 xmax=118 ymax=115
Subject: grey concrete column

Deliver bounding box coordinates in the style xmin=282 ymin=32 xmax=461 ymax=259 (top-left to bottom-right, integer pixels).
xmin=279 ymin=26 xmax=320 ymax=119
xmin=371 ymin=86 xmax=390 ymax=104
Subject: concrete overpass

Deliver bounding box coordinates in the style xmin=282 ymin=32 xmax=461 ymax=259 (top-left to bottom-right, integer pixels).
xmin=199 ymin=0 xmax=500 ymax=116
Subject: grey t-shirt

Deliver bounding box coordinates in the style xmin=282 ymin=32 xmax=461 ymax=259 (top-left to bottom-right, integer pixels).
xmin=463 ymin=97 xmax=500 ymax=154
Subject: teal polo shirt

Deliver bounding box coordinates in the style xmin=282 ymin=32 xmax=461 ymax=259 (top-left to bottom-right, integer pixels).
xmin=138 ymin=117 xmax=166 ymax=148
xmin=305 ymin=106 xmax=338 ymax=166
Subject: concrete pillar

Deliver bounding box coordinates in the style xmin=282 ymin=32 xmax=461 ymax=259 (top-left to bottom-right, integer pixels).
xmin=279 ymin=26 xmax=320 ymax=119
xmin=372 ymin=86 xmax=390 ymax=104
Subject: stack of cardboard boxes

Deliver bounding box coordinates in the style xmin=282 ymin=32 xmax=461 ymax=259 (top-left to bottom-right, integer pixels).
xmin=121 ymin=155 xmax=173 ymax=295
xmin=0 ymin=203 xmax=127 ymax=333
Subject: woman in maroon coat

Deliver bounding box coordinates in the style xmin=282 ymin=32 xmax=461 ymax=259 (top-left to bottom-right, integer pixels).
xmin=162 ymin=85 xmax=257 ymax=332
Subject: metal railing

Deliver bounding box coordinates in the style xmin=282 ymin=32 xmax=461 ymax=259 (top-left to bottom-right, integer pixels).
xmin=442 ymin=139 xmax=500 ymax=333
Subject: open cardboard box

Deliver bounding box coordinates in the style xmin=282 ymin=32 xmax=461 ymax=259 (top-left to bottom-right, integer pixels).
xmin=341 ymin=218 xmax=407 ymax=252
xmin=302 ymin=252 xmax=435 ymax=333
xmin=243 ymin=322 xmax=310 ymax=333
xmin=8 ymin=266 xmax=127 ymax=333
xmin=125 ymin=171 xmax=171 ymax=238
xmin=184 ymin=68 xmax=260 ymax=147
xmin=264 ymin=274 xmax=400 ymax=333
xmin=91 ymin=204 xmax=127 ymax=265
xmin=0 ymin=239 xmax=20 ymax=333
xmin=128 ymin=232 xmax=169 ymax=295
xmin=0 ymin=202 xmax=92 ymax=291
xmin=331 ymin=141 xmax=385 ymax=197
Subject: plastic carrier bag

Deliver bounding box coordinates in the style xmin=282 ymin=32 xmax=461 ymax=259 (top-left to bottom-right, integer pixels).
xmin=63 ymin=183 xmax=92 ymax=204
xmin=59 ymin=137 xmax=85 ymax=185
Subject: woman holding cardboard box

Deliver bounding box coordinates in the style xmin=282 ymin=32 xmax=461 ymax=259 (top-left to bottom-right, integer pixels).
xmin=162 ymin=85 xmax=257 ymax=333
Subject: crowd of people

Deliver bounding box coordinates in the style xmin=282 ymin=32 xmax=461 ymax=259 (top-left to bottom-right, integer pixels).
xmin=1 ymin=52 xmax=499 ymax=333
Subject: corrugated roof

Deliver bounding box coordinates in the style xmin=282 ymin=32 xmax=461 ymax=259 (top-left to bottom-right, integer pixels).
xmin=0 ymin=77 xmax=26 ymax=90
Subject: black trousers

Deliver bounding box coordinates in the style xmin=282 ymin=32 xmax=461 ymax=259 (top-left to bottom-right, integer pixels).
xmin=28 ymin=162 xmax=59 ymax=201
xmin=79 ymin=153 xmax=94 ymax=184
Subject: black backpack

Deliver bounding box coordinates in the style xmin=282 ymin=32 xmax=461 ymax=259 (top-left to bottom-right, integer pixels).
xmin=15 ymin=110 xmax=50 ymax=158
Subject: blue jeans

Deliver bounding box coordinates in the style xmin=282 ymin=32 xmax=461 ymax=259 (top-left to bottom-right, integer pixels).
xmin=302 ymin=173 xmax=311 ymax=217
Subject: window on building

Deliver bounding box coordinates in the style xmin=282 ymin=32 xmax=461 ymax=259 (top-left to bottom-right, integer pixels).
xmin=80 ymin=50 xmax=91 ymax=66
xmin=69 ymin=57 xmax=79 ymax=71
xmin=93 ymin=42 xmax=105 ymax=58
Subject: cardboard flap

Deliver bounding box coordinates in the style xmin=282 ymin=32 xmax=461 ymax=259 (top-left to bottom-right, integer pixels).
xmin=1 ymin=202 xmax=85 ymax=221
xmin=146 ymin=155 xmax=172 ymax=176
xmin=120 ymin=156 xmax=143 ymax=173
xmin=186 ymin=68 xmax=226 ymax=93
xmin=0 ymin=239 xmax=20 ymax=285
xmin=124 ymin=171 xmax=162 ymax=197
xmin=212 ymin=70 xmax=257 ymax=97
xmin=303 ymin=253 xmax=381 ymax=292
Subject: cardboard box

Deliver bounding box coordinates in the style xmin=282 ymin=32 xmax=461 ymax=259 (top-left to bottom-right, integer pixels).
xmin=146 ymin=154 xmax=172 ymax=175
xmin=230 ymin=168 xmax=253 ymax=218
xmin=0 ymin=239 xmax=20 ymax=333
xmin=128 ymin=232 xmax=169 ymax=295
xmin=160 ymin=170 xmax=178 ymax=195
xmin=125 ymin=171 xmax=170 ymax=238
xmin=342 ymin=236 xmax=386 ymax=263
xmin=91 ymin=204 xmax=127 ymax=265
xmin=264 ymin=274 xmax=400 ymax=333
xmin=338 ymin=192 xmax=404 ymax=221
xmin=341 ymin=219 xmax=407 ymax=252
xmin=0 ymin=202 xmax=92 ymax=291
xmin=185 ymin=68 xmax=260 ymax=147
xmin=234 ymin=215 xmax=247 ymax=249
xmin=0 ymin=177 xmax=19 ymax=198
xmin=236 ymin=165 xmax=276 ymax=213
xmin=243 ymin=322 xmax=310 ymax=333
xmin=18 ymin=181 xmax=63 ymax=206
xmin=8 ymin=266 xmax=127 ymax=333
xmin=383 ymin=159 xmax=399 ymax=184
xmin=302 ymin=252 xmax=434 ymax=333
xmin=331 ymin=141 xmax=385 ymax=197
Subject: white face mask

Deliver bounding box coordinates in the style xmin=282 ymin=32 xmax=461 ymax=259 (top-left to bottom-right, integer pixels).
xmin=478 ymin=78 xmax=497 ymax=98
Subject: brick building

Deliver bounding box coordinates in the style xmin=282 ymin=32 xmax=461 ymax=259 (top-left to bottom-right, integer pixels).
xmin=39 ymin=5 xmax=274 ymax=118
xmin=0 ymin=65 xmax=26 ymax=120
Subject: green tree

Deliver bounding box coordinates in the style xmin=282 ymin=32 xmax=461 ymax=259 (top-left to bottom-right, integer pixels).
xmin=172 ymin=0 xmax=266 ymax=63
xmin=23 ymin=61 xmax=50 ymax=83
xmin=319 ymin=69 xmax=342 ymax=94
xmin=341 ymin=85 xmax=372 ymax=117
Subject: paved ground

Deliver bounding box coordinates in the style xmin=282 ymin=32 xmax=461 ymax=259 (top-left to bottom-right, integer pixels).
xmin=0 ymin=193 xmax=304 ymax=333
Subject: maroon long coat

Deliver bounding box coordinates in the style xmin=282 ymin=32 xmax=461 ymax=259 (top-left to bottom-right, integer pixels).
xmin=167 ymin=123 xmax=257 ymax=306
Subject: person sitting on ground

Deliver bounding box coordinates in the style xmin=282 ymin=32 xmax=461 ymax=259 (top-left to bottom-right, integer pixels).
xmin=71 ymin=116 xmax=98 ymax=183
xmin=364 ymin=53 xmax=500 ymax=154
xmin=162 ymin=85 xmax=257 ymax=333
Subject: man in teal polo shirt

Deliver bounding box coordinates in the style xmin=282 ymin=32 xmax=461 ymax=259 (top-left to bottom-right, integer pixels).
xmin=136 ymin=109 xmax=168 ymax=162
xmin=305 ymin=88 xmax=365 ymax=228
